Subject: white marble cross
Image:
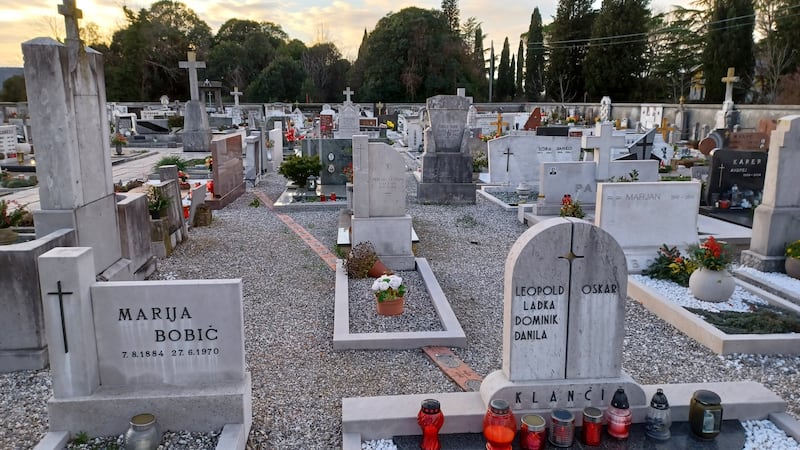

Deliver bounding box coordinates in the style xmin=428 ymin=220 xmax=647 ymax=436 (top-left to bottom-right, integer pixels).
xmin=179 ymin=51 xmax=206 ymax=102
xmin=343 ymin=86 xmax=354 ymax=103
xmin=582 ymin=122 xmax=627 ymax=180
xmin=230 ymin=87 xmax=243 ymax=107
xmin=721 ymin=67 xmax=739 ymax=105
xmin=58 ymin=0 xmax=82 ymax=45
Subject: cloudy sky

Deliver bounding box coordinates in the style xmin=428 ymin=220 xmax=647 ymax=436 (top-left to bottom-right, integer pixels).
xmin=0 ymin=0 xmax=683 ymax=67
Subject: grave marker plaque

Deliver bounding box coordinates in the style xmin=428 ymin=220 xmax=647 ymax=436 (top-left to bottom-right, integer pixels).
xmin=705 ymin=149 xmax=767 ymax=205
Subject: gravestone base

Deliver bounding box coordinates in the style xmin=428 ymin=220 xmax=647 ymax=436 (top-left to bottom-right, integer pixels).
xmin=740 ymin=250 xmax=785 ymax=273
xmin=479 ymin=370 xmax=647 ymax=416
xmin=182 ymin=100 xmax=212 ymax=152
xmin=0 ymin=348 xmax=48 ymax=372
xmin=351 ymin=216 xmax=415 ymax=271
xmin=205 ymin=181 xmax=246 ymax=210
xmin=182 ymin=129 xmax=213 ymax=152
xmin=417 ymin=152 xmax=476 ymax=204
xmin=46 ymin=373 xmax=252 ymax=438
xmin=417 ymin=182 xmax=476 ymax=205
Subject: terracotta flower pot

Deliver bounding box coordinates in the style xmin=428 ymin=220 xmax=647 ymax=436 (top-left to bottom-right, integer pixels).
xmin=376 ymin=296 xmax=405 ymax=316
xmin=0 ymin=228 xmax=18 ymax=245
xmin=689 ymin=268 xmax=736 ymax=302
xmin=786 ymin=257 xmax=800 ymax=280
xmin=368 ymin=259 xmax=390 ymax=277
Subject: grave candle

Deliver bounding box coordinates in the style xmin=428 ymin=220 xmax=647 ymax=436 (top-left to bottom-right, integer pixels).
xmin=549 ymin=409 xmax=575 ymax=447
xmin=417 ymin=398 xmax=444 ymax=450
xmin=605 ymin=388 xmax=632 ymax=439
xmin=483 ymin=399 xmax=516 ymax=450
xmin=520 ymin=414 xmax=546 ymax=450
xmin=581 ymin=406 xmax=603 ymax=446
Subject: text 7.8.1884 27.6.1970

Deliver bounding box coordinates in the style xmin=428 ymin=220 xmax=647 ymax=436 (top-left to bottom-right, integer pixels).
xmin=121 ymin=348 xmax=220 ymax=358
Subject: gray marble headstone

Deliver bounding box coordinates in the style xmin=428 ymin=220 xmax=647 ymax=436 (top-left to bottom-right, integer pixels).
xmin=337 ymin=103 xmax=360 ymax=139
xmin=426 ymin=95 xmax=470 ymax=152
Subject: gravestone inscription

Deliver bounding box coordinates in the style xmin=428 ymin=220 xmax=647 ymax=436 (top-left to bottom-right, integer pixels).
xmin=705 ymin=149 xmax=767 ymax=206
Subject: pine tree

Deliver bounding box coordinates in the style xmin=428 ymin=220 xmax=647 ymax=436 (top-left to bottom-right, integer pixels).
xmin=510 ymin=54 xmax=517 ymax=99
xmin=545 ymin=0 xmax=596 ymax=101
xmin=583 ymin=0 xmax=650 ymax=101
xmin=441 ymin=0 xmax=460 ymax=34
xmin=516 ymin=39 xmax=524 ymax=99
xmin=472 ymin=26 xmax=488 ymax=100
xmin=496 ymin=37 xmax=512 ymax=101
xmin=525 ymin=8 xmax=545 ymax=101
xmin=702 ymin=0 xmax=755 ymax=102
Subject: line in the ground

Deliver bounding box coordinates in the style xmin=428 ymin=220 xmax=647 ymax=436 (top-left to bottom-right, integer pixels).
xmin=252 ymin=191 xmax=337 ymax=271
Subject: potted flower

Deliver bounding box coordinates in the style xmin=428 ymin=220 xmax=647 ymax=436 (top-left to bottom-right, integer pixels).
xmin=343 ymin=242 xmax=389 ymax=279
xmin=559 ymin=194 xmax=585 ymax=219
xmin=372 ymin=273 xmax=407 ymax=316
xmin=146 ymin=185 xmax=171 ymax=220
xmin=687 ymin=236 xmax=735 ymax=302
xmin=0 ymin=199 xmax=29 ymax=245
xmin=111 ymin=133 xmax=128 ymax=155
xmin=342 ymin=162 xmax=354 ymax=184
xmin=785 ymin=240 xmax=800 ymax=279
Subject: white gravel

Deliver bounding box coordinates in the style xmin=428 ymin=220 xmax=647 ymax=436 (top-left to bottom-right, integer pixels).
xmin=630 ymin=274 xmax=768 ymax=312
xmin=738 ymin=267 xmax=800 ymax=294
xmin=1 ymin=158 xmax=800 ymax=449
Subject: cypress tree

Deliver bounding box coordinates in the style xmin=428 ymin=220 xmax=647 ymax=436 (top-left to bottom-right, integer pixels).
xmin=525 ymin=8 xmax=545 ymax=101
xmin=545 ymin=0 xmax=596 ymax=101
xmin=516 ymin=39 xmax=524 ymax=99
xmin=702 ymin=0 xmax=755 ymax=102
xmin=497 ymin=37 xmax=512 ymax=101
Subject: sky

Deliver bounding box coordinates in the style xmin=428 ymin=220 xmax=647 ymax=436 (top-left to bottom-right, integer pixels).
xmin=0 ymin=0 xmax=686 ymax=68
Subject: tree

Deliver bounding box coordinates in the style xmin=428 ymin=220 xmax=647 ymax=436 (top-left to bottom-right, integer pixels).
xmin=347 ymin=29 xmax=369 ymax=91
xmin=355 ymin=7 xmax=480 ymax=101
xmin=0 ymin=75 xmax=26 ymax=102
xmin=302 ymin=42 xmax=350 ymax=102
xmin=753 ymin=0 xmax=795 ymax=102
xmin=516 ymin=40 xmax=524 ymax=100
xmin=545 ymin=0 xmax=596 ymax=101
xmin=775 ymin=0 xmax=800 ymax=72
xmin=496 ymin=37 xmax=513 ymax=100
xmin=583 ymin=0 xmax=651 ymax=101
xmin=525 ymin=8 xmax=545 ymax=101
xmin=646 ymin=9 xmax=704 ymax=101
xmin=702 ymin=0 xmax=755 ymax=103
xmin=442 ymin=0 xmax=460 ymax=33
xmin=472 ymin=26 xmax=488 ymax=100
xmin=246 ymin=55 xmax=306 ymax=102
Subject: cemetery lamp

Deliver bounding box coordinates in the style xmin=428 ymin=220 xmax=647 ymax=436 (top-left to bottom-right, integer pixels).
xmin=549 ymin=409 xmax=575 ymax=447
xmin=605 ymin=388 xmax=632 ymax=439
xmin=483 ymin=399 xmax=516 ymax=450
xmin=645 ymin=388 xmax=672 ymax=441
xmin=306 ymin=175 xmax=317 ymax=191
xmin=417 ymin=398 xmax=444 ymax=450
xmin=520 ymin=414 xmax=546 ymax=450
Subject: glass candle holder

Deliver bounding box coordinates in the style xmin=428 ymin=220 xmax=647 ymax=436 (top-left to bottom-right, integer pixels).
xmin=520 ymin=414 xmax=546 ymax=450
xmin=645 ymin=388 xmax=672 ymax=441
xmin=124 ymin=413 xmax=160 ymax=450
xmin=605 ymin=388 xmax=632 ymax=440
xmin=689 ymin=390 xmax=723 ymax=440
xmin=549 ymin=409 xmax=575 ymax=447
xmin=581 ymin=406 xmax=604 ymax=446
xmin=417 ymin=398 xmax=444 ymax=450
xmin=483 ymin=399 xmax=516 ymax=450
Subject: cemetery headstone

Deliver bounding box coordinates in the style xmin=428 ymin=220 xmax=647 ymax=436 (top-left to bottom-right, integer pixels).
xmin=179 ymin=51 xmax=212 ymax=152
xmin=742 ymin=115 xmax=800 ymax=271
xmin=206 ymin=134 xmax=245 ymax=209
xmin=417 ymin=94 xmax=476 ymax=204
xmin=351 ymin=135 xmax=414 ymax=270
xmin=318 ymin=139 xmax=355 ymax=185
xmin=600 ymin=96 xmax=612 ymax=122
xmin=336 ymin=87 xmax=360 ymax=139
xmin=595 ymin=181 xmax=702 ymax=272
xmin=522 ymin=107 xmax=542 ymax=131
xmin=0 ymin=124 xmax=16 ymax=155
xmin=487 ymin=134 xmax=582 ymax=186
xmin=480 ymin=218 xmax=645 ymax=412
xmin=269 ymin=122 xmax=284 ymax=172
xmin=704 ymin=149 xmax=767 ymax=207
xmin=715 ymin=67 xmax=740 ymax=130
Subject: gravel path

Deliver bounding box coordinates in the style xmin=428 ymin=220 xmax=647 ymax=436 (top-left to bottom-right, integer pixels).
xmin=1 ymin=158 xmax=799 ymax=449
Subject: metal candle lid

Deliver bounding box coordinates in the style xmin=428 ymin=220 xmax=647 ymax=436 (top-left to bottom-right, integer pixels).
xmin=551 ymin=409 xmax=574 ymax=424
xmin=421 ymin=399 xmax=441 ymax=413
xmin=693 ymin=389 xmax=721 ymax=406
xmin=650 ymin=388 xmax=670 ymax=410
xmin=583 ymin=407 xmax=603 ymax=423
xmin=489 ymin=398 xmax=510 ymax=414
xmin=522 ymin=414 xmax=546 ymax=432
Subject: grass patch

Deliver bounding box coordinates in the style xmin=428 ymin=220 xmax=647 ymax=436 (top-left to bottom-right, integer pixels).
xmin=687 ymin=304 xmax=800 ymax=334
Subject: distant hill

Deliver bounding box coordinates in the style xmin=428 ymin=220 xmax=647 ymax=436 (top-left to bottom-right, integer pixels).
xmin=0 ymin=67 xmax=23 ymax=88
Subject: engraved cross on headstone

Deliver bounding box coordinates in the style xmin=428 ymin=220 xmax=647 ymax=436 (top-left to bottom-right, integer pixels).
xmin=503 ymin=148 xmax=514 ymax=172
xmin=343 ymin=86 xmax=354 ymax=103
xmin=47 ymin=281 xmax=73 ymax=353
xmin=721 ymin=67 xmax=739 ymax=105
xmin=557 ymin=233 xmax=585 ymax=377
xmin=717 ymin=163 xmax=726 ymax=187
xmin=58 ymin=0 xmax=82 ymax=46
xmin=629 ymin=129 xmax=655 ymax=160
xmin=230 ymin=87 xmax=243 ymax=107
xmin=179 ymin=51 xmax=206 ymax=102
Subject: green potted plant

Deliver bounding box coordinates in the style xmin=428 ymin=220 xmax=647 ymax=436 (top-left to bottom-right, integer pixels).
xmin=371 ymin=273 xmax=407 ymax=316
xmin=687 ymin=236 xmax=734 ymax=302
xmin=111 ymin=133 xmax=128 ymax=155
xmin=278 ymin=154 xmax=322 ymax=188
xmin=559 ymin=194 xmax=585 ymax=219
xmin=146 ymin=185 xmax=171 ymax=220
xmin=343 ymin=242 xmax=389 ymax=279
xmin=0 ymin=199 xmax=29 ymax=245
xmin=153 ymin=155 xmax=188 ymax=172
xmin=785 ymin=240 xmax=800 ymax=279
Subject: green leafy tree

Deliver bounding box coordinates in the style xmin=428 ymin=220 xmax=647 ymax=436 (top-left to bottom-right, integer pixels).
xmin=525 ymin=8 xmax=545 ymax=101
xmin=0 ymin=75 xmax=26 ymax=102
xmin=302 ymin=42 xmax=351 ymax=102
xmin=646 ymin=9 xmax=704 ymax=101
xmin=775 ymin=0 xmax=800 ymax=72
xmin=442 ymin=0 xmax=460 ymax=33
xmin=347 ymin=29 xmax=369 ymax=90
xmin=583 ymin=0 xmax=650 ymax=101
xmin=545 ymin=0 xmax=596 ymax=101
xmin=702 ymin=0 xmax=755 ymax=102
xmin=246 ymin=55 xmax=306 ymax=102
xmin=355 ymin=7 xmax=480 ymax=101
xmin=753 ymin=0 xmax=796 ymax=102
xmin=472 ymin=26 xmax=488 ymax=101
xmin=496 ymin=37 xmax=513 ymax=100
xmin=516 ymin=39 xmax=524 ymax=99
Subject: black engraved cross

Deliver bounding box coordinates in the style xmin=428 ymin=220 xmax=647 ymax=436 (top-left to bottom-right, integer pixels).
xmin=503 ymin=148 xmax=514 ymax=172
xmin=557 ymin=221 xmax=585 ymax=379
xmin=47 ymin=281 xmax=73 ymax=353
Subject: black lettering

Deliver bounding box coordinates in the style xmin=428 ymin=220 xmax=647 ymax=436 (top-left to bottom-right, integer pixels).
xmin=155 ymin=330 xmax=165 ymax=342
xmin=515 ymin=392 xmax=521 ymax=404
xmin=118 ymin=309 xmax=132 ymax=321
xmin=568 ymin=391 xmax=574 ymax=402
xmin=205 ymin=328 xmax=218 ymax=340
xmin=550 ymin=392 xmax=557 ymax=402
xmin=180 ymin=307 xmax=192 ymax=319
xmin=151 ymin=308 xmax=162 ymax=320
xmin=168 ymin=330 xmax=181 ymax=341
xmin=136 ymin=309 xmax=147 ymax=320
xmin=166 ymin=307 xmax=175 ymax=322
xmin=585 ymin=388 xmax=592 ymax=401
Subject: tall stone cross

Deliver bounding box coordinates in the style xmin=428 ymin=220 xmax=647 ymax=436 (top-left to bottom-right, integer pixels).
xmin=582 ymin=122 xmax=627 ymax=180
xmin=58 ymin=0 xmax=82 ymax=47
xmin=491 ymin=112 xmax=508 ymax=136
xmin=230 ymin=87 xmax=243 ymax=107
xmin=721 ymin=67 xmax=739 ymax=105
xmin=343 ymin=86 xmax=354 ymax=103
xmin=656 ymin=117 xmax=675 ymax=141
xmin=179 ymin=51 xmax=206 ymax=102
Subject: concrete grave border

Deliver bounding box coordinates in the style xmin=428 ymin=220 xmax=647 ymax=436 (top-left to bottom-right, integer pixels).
xmin=628 ymin=276 xmax=800 ymax=355
xmin=333 ymin=258 xmax=466 ymax=350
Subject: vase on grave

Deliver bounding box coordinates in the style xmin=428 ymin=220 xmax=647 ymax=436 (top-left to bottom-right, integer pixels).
xmin=375 ymin=296 xmax=404 ymax=316
xmin=149 ymin=207 xmax=168 ymax=220
xmin=124 ymin=413 xmax=160 ymax=450
xmin=115 ymin=143 xmax=123 ymax=156
xmin=689 ymin=268 xmax=736 ymax=302
xmin=786 ymin=258 xmax=800 ymax=280
xmin=0 ymin=227 xmax=18 ymax=245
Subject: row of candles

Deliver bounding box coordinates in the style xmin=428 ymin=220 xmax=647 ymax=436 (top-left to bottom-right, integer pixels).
xmin=417 ymin=388 xmax=723 ymax=449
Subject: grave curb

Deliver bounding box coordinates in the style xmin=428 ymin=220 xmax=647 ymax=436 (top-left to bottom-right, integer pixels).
xmin=476 ymin=187 xmax=518 ymax=211
xmin=341 ymin=381 xmax=789 ymax=449
xmin=628 ymin=276 xmax=800 ymax=355
xmin=332 ymin=258 xmax=466 ymax=350
xmin=734 ymin=268 xmax=800 ymax=307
